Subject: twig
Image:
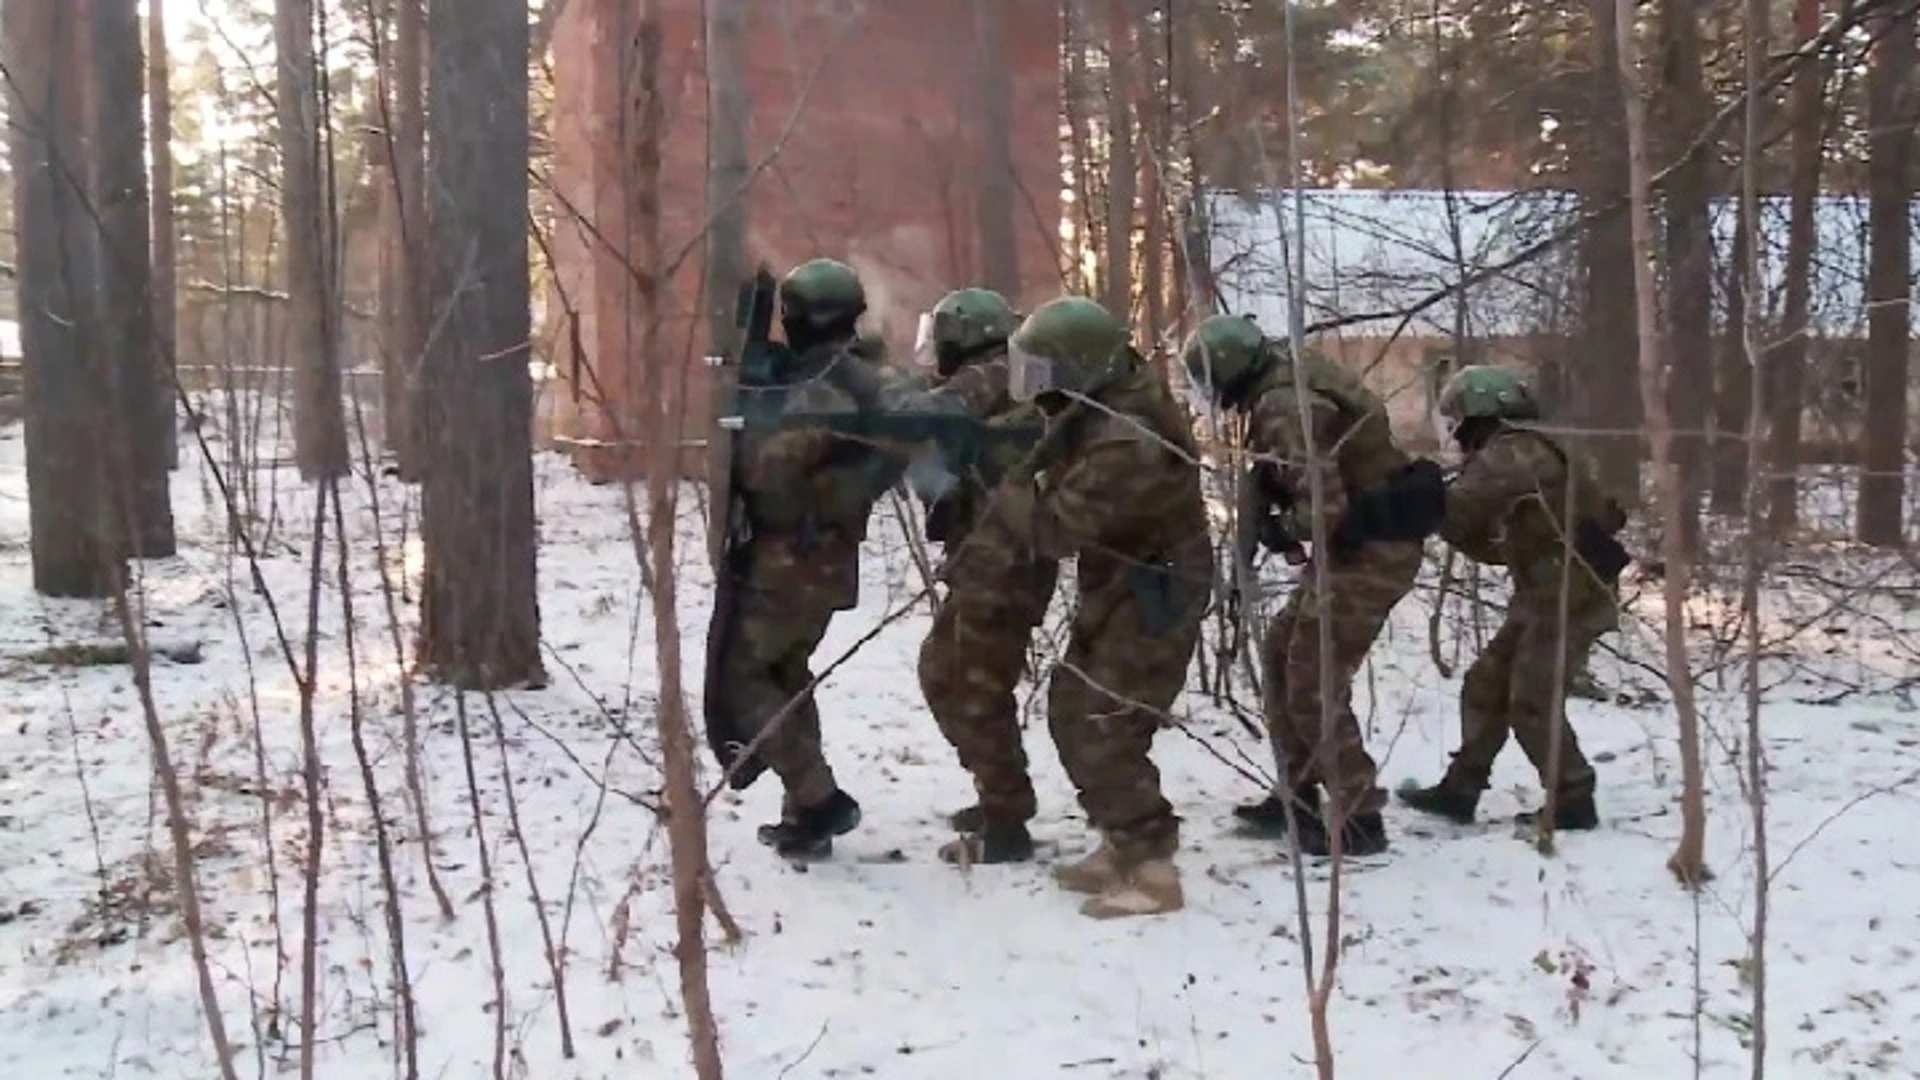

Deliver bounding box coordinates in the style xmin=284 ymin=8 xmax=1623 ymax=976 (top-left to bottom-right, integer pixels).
xmin=452 ymin=692 xmax=510 ymax=1080
xmin=481 ymin=693 xmax=576 ymax=1059
xmin=332 ymin=482 xmax=421 ymax=1080
xmin=295 ymin=481 xmax=329 ymax=1080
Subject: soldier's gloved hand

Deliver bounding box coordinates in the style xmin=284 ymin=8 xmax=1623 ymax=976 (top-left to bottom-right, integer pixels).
xmin=1255 ymin=513 xmax=1294 ymax=556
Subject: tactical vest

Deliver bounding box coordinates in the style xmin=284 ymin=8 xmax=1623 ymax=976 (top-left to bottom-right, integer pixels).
xmin=1254 ymin=346 xmax=1408 ymax=496
xmin=741 ymin=338 xmax=900 ymax=538
xmin=1494 ymin=427 xmax=1630 ymax=597
xmin=1052 ymin=358 xmax=1206 ymax=557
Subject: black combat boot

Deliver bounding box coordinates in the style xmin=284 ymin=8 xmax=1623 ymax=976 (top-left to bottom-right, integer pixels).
xmin=1296 ymin=810 xmax=1389 ymax=858
xmin=1514 ymin=792 xmax=1599 ymax=832
xmin=1397 ymin=779 xmax=1480 ymax=825
xmin=1231 ymin=785 xmax=1320 ymax=838
xmin=758 ymin=789 xmax=862 ymax=858
xmin=938 ymin=821 xmax=1036 ymax=865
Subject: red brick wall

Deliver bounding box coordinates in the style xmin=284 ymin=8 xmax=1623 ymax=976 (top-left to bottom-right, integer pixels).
xmin=545 ymin=0 xmax=1063 ymax=479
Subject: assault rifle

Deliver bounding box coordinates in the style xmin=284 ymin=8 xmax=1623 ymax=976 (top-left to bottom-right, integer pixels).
xmin=717 ymin=404 xmax=1048 ymax=508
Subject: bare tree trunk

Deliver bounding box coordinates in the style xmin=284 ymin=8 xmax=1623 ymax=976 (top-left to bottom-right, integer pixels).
xmin=1660 ymin=0 xmax=1712 ymax=555
xmin=1582 ymin=0 xmax=1642 ymax=497
xmin=1102 ymin=0 xmax=1135 ymax=319
xmin=90 ymin=0 xmax=174 ymax=556
xmin=627 ymin=4 xmax=725 ymax=1065
xmin=1712 ymin=194 xmax=1754 ymax=515
xmin=10 ymin=1 xmax=124 ymax=597
xmin=381 ymin=0 xmax=427 ymax=479
xmin=1769 ymin=0 xmax=1823 ymax=536
xmin=532 ymin=0 xmax=571 ymax=59
xmin=418 ymin=0 xmax=544 ymax=689
xmin=1613 ymin=0 xmax=1710 ymax=888
xmin=1741 ymin=1 xmax=1771 ymax=1067
xmin=147 ymin=0 xmax=179 ymax=471
xmin=275 ymin=0 xmax=349 ymax=480
xmin=972 ymin=0 xmax=1020 ymax=299
xmin=1064 ymin=1 xmax=1101 ymax=294
xmin=702 ymin=0 xmax=749 ymax=567
xmin=1857 ymin=2 xmax=1914 ymax=547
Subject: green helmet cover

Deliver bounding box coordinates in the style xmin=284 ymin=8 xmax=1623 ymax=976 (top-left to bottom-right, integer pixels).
xmin=929 ymin=287 xmax=1017 ymax=354
xmin=1180 ymin=314 xmax=1270 ymax=403
xmin=1437 ymin=364 xmax=1539 ymax=422
xmin=1008 ymin=295 xmax=1131 ymax=401
xmin=779 ymin=258 xmax=867 ymax=328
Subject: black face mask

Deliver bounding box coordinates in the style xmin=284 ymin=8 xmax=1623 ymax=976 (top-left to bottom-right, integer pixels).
xmin=934 ymin=340 xmax=1001 ymax=379
xmin=1452 ymin=416 xmax=1502 ymax=453
xmin=783 ymin=314 xmax=856 ymax=356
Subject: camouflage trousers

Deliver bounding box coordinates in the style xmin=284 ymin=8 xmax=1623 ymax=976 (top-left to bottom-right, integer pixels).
xmin=1047 ymin=542 xmax=1209 ymax=866
xmin=918 ymin=548 xmax=1059 ymax=828
xmin=711 ymin=580 xmax=841 ymax=813
xmin=1261 ymin=539 xmax=1422 ymax=815
xmin=1441 ymin=593 xmax=1611 ymax=799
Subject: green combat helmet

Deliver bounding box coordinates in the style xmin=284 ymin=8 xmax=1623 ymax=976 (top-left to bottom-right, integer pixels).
xmin=1179 ymin=313 xmax=1270 ymax=410
xmin=917 ymin=287 xmax=1018 ymax=377
xmin=1007 ymin=296 xmax=1132 ymax=403
xmin=1435 ymin=364 xmax=1541 ymax=423
xmin=779 ymin=258 xmax=867 ymax=332
xmin=1435 ymin=363 xmax=1542 ymax=451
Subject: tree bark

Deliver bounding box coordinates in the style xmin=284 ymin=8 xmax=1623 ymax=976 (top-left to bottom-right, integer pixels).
xmin=275 ymin=0 xmax=350 ymax=480
xmin=1102 ymin=0 xmax=1135 ymax=319
xmin=1857 ymin=2 xmax=1914 ymax=547
xmin=147 ymin=0 xmax=179 ymax=471
xmin=1712 ymin=195 xmax=1754 ymax=515
xmin=382 ymin=0 xmax=428 ymax=479
xmin=9 ymin=1 xmax=125 ymax=597
xmin=1769 ymin=0 xmax=1823 ymax=536
xmin=418 ymin=0 xmax=544 ymax=689
xmin=1660 ymin=0 xmax=1712 ymax=555
xmin=972 ymin=0 xmax=1020 ymax=300
xmin=90 ymin=0 xmax=174 ymax=556
xmin=702 ymin=0 xmax=749 ymax=568
xmin=1612 ymin=0 xmax=1710 ymax=889
xmin=1582 ymin=0 xmax=1642 ymax=497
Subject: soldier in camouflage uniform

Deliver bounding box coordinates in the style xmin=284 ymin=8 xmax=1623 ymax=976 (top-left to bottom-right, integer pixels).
xmin=714 ymin=258 xmax=905 ymax=858
xmin=904 ymin=288 xmax=1060 ymax=866
xmin=1397 ymin=365 xmax=1630 ymax=830
xmin=1180 ymin=314 xmax=1437 ymax=858
xmin=992 ymin=296 xmax=1210 ymax=918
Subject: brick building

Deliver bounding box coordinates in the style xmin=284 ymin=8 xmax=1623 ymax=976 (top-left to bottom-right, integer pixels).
xmin=543 ymin=0 xmax=1063 ymax=478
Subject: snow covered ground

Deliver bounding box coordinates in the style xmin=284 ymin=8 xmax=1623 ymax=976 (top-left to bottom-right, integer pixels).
xmin=0 ymin=404 xmax=1916 ymax=1079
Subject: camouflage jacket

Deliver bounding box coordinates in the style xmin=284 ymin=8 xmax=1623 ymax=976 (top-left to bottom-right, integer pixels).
xmin=1240 ymin=347 xmax=1408 ymax=543
xmin=1441 ymin=425 xmax=1629 ymax=620
xmin=993 ymin=360 xmax=1207 ymax=571
xmin=891 ymin=347 xmax=1046 ymax=545
xmin=736 ymin=336 xmax=906 ymax=606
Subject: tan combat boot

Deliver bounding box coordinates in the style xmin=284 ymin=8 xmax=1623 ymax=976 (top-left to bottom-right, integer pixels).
xmin=1051 ymin=842 xmax=1121 ymax=895
xmin=1079 ymin=857 xmax=1184 ymax=920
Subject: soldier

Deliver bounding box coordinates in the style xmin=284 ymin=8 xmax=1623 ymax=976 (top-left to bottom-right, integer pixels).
xmin=905 ymin=288 xmax=1060 ymax=865
xmin=711 ymin=257 xmax=904 ymax=858
xmin=991 ymin=296 xmax=1211 ymax=918
xmin=1396 ymin=365 xmax=1629 ymax=830
xmin=1180 ymin=314 xmax=1438 ymax=858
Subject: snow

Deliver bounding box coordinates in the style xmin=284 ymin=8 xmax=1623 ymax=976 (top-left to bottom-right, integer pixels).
xmin=1 ymin=401 xmax=1917 ymax=1079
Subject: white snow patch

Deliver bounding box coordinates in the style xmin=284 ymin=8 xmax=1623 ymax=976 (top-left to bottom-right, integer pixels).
xmin=0 ymin=405 xmax=1915 ymax=1079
